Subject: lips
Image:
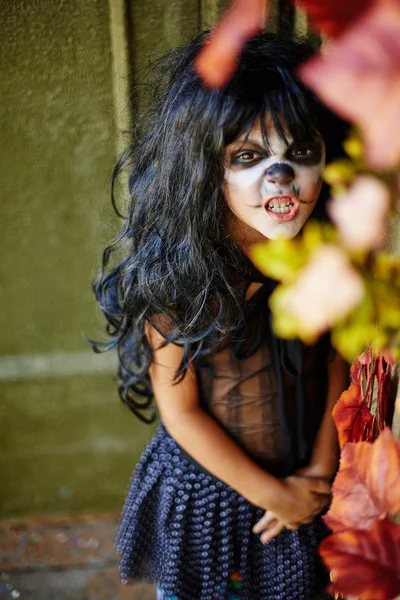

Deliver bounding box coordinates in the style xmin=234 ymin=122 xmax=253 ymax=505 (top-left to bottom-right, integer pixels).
xmin=264 ymin=195 xmax=300 ymax=222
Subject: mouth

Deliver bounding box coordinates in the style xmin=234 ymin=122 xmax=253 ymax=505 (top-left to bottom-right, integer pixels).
xmin=263 ymin=195 xmax=300 ymax=222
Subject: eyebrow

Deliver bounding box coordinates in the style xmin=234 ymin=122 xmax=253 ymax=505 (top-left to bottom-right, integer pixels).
xmin=229 ymin=135 xmax=323 ymax=149
xmin=228 ymin=138 xmax=264 ymax=149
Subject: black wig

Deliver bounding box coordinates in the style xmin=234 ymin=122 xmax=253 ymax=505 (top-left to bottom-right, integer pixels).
xmin=93 ymin=31 xmax=349 ymax=421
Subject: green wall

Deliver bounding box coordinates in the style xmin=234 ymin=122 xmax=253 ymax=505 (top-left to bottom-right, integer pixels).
xmin=0 ymin=0 xmax=114 ymax=356
xmin=0 ymin=0 xmax=147 ymax=519
xmin=0 ymin=375 xmax=154 ymax=517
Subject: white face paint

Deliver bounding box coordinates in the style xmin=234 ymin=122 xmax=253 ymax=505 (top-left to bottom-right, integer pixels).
xmin=223 ymin=116 xmax=326 ymax=247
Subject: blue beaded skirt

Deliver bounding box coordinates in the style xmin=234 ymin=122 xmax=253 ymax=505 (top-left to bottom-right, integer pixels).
xmin=116 ymin=424 xmax=331 ymax=600
xmin=157 ymin=570 xmax=247 ymax=600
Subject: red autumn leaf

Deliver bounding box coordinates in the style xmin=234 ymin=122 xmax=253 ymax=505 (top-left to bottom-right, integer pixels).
xmin=358 ymin=345 xmax=373 ymax=369
xmin=325 ymin=429 xmax=400 ymax=531
xmin=324 ymin=443 xmax=384 ymax=532
xmin=351 ymin=352 xmax=366 ymax=386
xmin=361 ymin=428 xmax=400 ymax=516
xmin=353 ymin=350 xmax=397 ymax=430
xmin=289 ymin=0 xmax=373 ymax=37
xmin=332 ymin=382 xmax=374 ymax=449
xmin=195 ymin=0 xmax=266 ymax=88
xmin=382 ymin=348 xmax=396 ymax=367
xmin=300 ymin=0 xmax=400 ymax=169
xmin=376 ymin=355 xmax=397 ymax=430
xmin=320 ymin=518 xmax=400 ymax=600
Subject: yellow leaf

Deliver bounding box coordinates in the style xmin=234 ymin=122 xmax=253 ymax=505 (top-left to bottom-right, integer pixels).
xmin=332 ymin=322 xmax=374 ymax=362
xmin=250 ymin=238 xmax=306 ymax=282
xmin=343 ymin=136 xmax=364 ymax=160
xmin=301 ymin=221 xmax=324 ymax=252
xmin=373 ymin=252 xmax=400 ymax=283
xmin=324 ymin=160 xmax=356 ymax=186
xmin=269 ymin=286 xmax=320 ymax=344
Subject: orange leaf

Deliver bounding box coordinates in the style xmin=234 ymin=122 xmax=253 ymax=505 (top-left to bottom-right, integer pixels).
xmin=360 ymin=428 xmax=400 ymax=516
xmin=290 ymin=0 xmax=373 ymax=37
xmin=320 ymin=518 xmax=400 ymax=600
xmin=195 ymin=0 xmax=266 ymax=88
xmin=333 ymin=382 xmax=374 ymax=449
xmin=325 ymin=429 xmax=400 ymax=531
xmin=300 ymin=0 xmax=400 ymax=169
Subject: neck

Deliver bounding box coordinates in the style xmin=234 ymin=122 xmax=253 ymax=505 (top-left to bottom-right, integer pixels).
xmin=227 ymin=214 xmax=267 ymax=261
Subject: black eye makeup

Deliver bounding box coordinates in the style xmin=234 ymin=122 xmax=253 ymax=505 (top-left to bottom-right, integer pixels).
xmin=231 ymin=150 xmax=263 ymax=164
xmin=287 ymin=140 xmax=323 ymax=164
xmin=226 ymin=137 xmax=324 ymax=168
xmin=228 ymin=142 xmax=266 ymax=167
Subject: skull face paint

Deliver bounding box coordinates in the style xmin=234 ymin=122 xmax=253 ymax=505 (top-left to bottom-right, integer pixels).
xmin=223 ymin=115 xmax=326 ymax=248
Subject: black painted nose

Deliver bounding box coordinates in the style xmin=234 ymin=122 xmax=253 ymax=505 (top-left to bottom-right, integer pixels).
xmin=265 ymin=163 xmax=295 ymax=185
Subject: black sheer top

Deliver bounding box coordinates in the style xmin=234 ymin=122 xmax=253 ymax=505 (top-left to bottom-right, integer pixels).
xmin=194 ymin=276 xmax=331 ymax=477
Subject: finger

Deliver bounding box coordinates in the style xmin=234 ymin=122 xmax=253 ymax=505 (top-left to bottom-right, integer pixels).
xmin=253 ymin=511 xmax=276 ymax=534
xmin=260 ymin=521 xmax=285 ymax=544
xmin=311 ymin=478 xmax=331 ymax=496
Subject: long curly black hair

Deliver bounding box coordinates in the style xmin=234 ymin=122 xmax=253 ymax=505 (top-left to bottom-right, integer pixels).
xmin=92 ymin=31 xmax=349 ymax=422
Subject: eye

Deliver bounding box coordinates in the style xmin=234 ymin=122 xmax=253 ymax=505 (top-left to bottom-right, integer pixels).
xmin=234 ymin=150 xmax=261 ymax=163
xmin=291 ymin=147 xmax=314 ymax=158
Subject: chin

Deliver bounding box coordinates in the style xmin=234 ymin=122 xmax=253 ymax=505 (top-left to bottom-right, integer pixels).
xmin=259 ymin=222 xmax=304 ymax=240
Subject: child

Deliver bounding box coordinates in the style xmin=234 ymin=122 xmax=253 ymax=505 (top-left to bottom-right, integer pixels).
xmin=94 ymin=31 xmax=349 ymax=600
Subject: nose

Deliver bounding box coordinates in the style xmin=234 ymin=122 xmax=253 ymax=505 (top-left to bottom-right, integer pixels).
xmin=265 ymin=163 xmax=295 ymax=185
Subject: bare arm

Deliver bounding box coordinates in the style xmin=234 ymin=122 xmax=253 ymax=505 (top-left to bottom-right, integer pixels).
xmin=300 ymin=350 xmax=349 ymax=480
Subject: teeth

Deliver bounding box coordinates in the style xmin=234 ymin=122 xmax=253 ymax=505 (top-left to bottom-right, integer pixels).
xmin=268 ymin=202 xmax=293 ymax=213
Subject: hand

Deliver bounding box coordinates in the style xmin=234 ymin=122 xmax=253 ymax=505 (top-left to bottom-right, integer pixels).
xmin=253 ymin=475 xmax=331 ymax=544
xmin=275 ymin=474 xmax=331 ymax=524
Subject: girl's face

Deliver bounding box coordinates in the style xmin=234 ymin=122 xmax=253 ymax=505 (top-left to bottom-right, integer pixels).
xmin=223 ymin=115 xmax=326 ymax=247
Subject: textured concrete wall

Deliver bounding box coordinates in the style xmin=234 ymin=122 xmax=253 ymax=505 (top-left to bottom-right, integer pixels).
xmin=1 ymin=1 xmax=115 ymax=355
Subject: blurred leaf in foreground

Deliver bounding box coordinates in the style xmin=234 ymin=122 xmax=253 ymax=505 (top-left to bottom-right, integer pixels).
xmin=290 ymin=0 xmax=373 ymax=38
xmin=320 ymin=518 xmax=400 ymax=600
xmin=325 ymin=428 xmax=400 ymax=531
xmin=195 ymin=0 xmax=265 ymax=88
xmin=300 ymin=0 xmax=400 ymax=170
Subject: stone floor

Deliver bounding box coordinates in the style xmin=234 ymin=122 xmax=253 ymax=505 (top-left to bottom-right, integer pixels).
xmin=0 ymin=513 xmax=156 ymax=600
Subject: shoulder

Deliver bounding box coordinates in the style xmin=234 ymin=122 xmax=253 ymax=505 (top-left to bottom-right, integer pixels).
xmin=144 ymin=321 xmax=199 ymax=424
xmin=145 ymin=318 xmax=185 ymax=368
xmin=146 ymin=313 xmax=189 ymax=347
